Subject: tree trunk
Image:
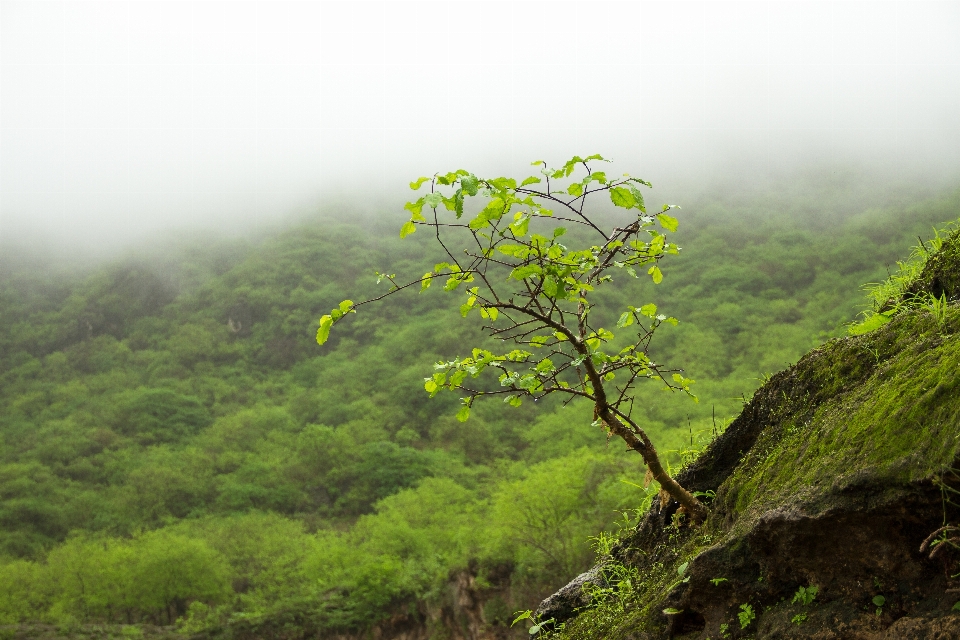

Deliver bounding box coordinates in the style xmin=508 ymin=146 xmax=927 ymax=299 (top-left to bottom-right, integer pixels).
xmin=599 ymin=408 xmax=707 ymax=523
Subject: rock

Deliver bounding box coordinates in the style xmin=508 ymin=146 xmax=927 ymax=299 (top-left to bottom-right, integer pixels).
xmin=535 ymin=565 xmax=608 ymax=625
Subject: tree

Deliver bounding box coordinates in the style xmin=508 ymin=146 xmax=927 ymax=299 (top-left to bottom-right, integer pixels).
xmin=317 ymin=155 xmax=706 ymax=522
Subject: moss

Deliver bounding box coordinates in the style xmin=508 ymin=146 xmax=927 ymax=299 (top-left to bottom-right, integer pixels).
xmin=723 ymin=308 xmax=960 ymax=529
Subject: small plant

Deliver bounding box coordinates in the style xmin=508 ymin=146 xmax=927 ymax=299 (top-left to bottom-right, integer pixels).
xmin=719 ymin=622 xmax=731 ymax=638
xmin=926 ymin=292 xmax=948 ymax=332
xmin=511 ymin=610 xmax=559 ymax=636
xmin=872 ymin=595 xmax=885 ymax=616
xmin=710 ymin=577 xmax=728 ymax=586
xmin=792 ymin=584 xmax=818 ymax=606
xmin=738 ymin=603 xmax=756 ymax=629
xmin=668 ymin=561 xmax=691 ymax=590
xmin=791 ymin=612 xmax=808 ymax=625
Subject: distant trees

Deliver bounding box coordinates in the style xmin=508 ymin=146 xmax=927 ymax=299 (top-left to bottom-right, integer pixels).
xmin=0 ymin=453 xmax=638 ymax=630
xmin=319 ymin=155 xmax=706 ymax=521
xmin=7 ymin=530 xmax=230 ymax=625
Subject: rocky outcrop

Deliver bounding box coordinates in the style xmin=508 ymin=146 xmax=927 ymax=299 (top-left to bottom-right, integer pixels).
xmin=540 ymin=230 xmax=960 ymax=638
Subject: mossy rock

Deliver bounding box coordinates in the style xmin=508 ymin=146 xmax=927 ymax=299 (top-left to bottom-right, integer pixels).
xmin=542 ymin=231 xmax=960 ymax=639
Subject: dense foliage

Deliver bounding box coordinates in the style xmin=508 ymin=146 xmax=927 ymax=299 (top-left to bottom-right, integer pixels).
xmin=0 ymin=185 xmax=956 ymax=634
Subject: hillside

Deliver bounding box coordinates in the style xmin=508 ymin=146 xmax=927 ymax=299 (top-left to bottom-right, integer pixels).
xmin=538 ymin=220 xmax=960 ymax=637
xmin=0 ymin=187 xmax=957 ymax=638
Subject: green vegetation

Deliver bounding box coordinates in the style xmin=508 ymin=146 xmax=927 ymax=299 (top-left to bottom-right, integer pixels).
xmin=0 ymin=182 xmax=957 ymax=635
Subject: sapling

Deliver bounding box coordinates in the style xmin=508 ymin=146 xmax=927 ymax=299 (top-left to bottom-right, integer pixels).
xmin=316 ymin=155 xmax=707 ymax=522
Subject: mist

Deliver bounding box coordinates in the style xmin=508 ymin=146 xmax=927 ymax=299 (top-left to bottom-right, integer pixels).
xmin=2 ymin=1 xmax=959 ymax=257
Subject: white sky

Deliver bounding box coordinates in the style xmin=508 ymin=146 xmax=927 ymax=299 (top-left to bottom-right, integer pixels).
xmin=2 ymin=1 xmax=959 ymax=252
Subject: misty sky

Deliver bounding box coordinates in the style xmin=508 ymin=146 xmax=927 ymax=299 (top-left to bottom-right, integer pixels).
xmin=2 ymin=1 xmax=959 ymax=252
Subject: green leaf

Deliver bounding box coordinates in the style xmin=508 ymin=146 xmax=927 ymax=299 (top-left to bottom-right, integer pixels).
xmin=511 ymin=610 xmax=533 ymax=626
xmin=952 ymin=601 xmax=960 ymax=612
xmin=510 ymin=264 xmax=542 ymax=280
xmin=628 ymin=185 xmax=647 ymax=212
xmin=461 ymin=174 xmax=479 ymax=196
xmin=640 ymin=303 xmax=657 ymax=317
xmin=553 ymin=227 xmax=567 ymax=238
xmin=421 ymin=273 xmax=432 ymax=292
xmin=609 ymin=186 xmax=636 ymax=208
xmin=409 ymin=176 xmax=430 ymax=190
xmin=400 ymin=221 xmax=417 ymax=238
xmin=424 ymin=379 xmax=438 ymax=393
xmin=648 ymin=265 xmax=663 ymax=284
xmin=657 ymin=212 xmax=679 ymax=232
xmin=468 ymin=215 xmax=489 ymax=231
xmin=662 ymin=608 xmax=683 ymax=615
xmin=542 ymin=277 xmax=562 ymax=299
xmin=617 ymin=312 xmax=634 ymax=328
xmin=677 ymin=562 xmax=688 ymax=576
xmin=338 ymin=300 xmax=353 ymax=313
xmin=498 ymin=244 xmax=530 ymax=258
xmin=511 ymin=213 xmax=530 ymax=237
xmin=424 ymin=192 xmax=443 ymax=208
xmin=316 ymin=315 xmax=333 ymax=345
xmin=872 ymin=595 xmax=885 ymax=607
xmin=404 ymin=199 xmax=425 ymax=221
xmin=520 ymin=176 xmax=541 ymax=186
xmin=567 ymin=182 xmax=584 ymax=197
xmin=454 ymin=189 xmax=464 ymax=218
xmin=456 ymin=405 xmax=470 ymax=422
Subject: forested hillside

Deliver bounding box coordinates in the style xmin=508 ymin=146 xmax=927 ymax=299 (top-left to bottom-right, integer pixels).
xmin=0 ymin=187 xmax=957 ymax=637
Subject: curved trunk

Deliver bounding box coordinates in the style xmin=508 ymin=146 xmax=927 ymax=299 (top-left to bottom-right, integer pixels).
xmin=598 ymin=408 xmax=707 ymax=523
xmin=579 ymin=341 xmax=707 ymax=524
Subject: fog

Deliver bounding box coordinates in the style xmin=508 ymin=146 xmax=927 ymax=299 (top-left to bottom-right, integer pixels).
xmin=2 ymin=1 xmax=959 ymax=257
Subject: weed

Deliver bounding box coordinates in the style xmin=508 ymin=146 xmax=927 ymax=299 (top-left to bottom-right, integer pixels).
xmin=872 ymin=595 xmax=885 ymax=616
xmin=738 ymin=603 xmax=755 ymax=629
xmin=719 ymin=622 xmax=731 ymax=638
xmin=791 ymin=612 xmax=808 ymax=625
xmin=792 ymin=585 xmax=818 ymax=606
xmin=512 ymin=610 xmax=561 ymax=636
xmin=710 ymin=577 xmax=728 ymax=586
xmin=666 ymin=561 xmax=691 ymax=591
xmin=926 ymin=292 xmax=948 ymax=332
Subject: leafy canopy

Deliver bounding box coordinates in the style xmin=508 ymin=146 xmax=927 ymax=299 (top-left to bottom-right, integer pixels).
xmin=317 ymin=154 xmax=692 ymax=427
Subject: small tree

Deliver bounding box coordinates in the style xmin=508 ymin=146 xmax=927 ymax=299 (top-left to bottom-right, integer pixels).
xmin=317 ymin=155 xmax=706 ymax=522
